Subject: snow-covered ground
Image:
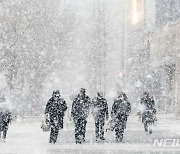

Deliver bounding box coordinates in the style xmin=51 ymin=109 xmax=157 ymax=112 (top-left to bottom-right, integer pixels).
xmin=1 ymin=114 xmax=180 ymax=154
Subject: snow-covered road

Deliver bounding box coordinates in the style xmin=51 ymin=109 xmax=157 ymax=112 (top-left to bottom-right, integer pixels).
xmin=1 ymin=114 xmax=180 ymax=154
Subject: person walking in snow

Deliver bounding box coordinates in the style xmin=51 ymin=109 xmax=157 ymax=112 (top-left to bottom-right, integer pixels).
xmin=45 ymin=90 xmax=67 ymax=144
xmin=111 ymin=92 xmax=131 ymax=142
xmin=71 ymin=88 xmax=91 ymax=144
xmin=92 ymin=92 xmax=109 ymax=141
xmin=0 ymin=106 xmax=12 ymax=142
xmin=140 ymin=92 xmax=156 ymax=133
xmin=140 ymin=92 xmax=156 ymax=115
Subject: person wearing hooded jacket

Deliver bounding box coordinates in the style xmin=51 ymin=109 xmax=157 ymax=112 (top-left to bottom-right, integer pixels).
xmin=140 ymin=92 xmax=156 ymax=114
xmin=140 ymin=92 xmax=156 ymax=133
xmin=92 ymin=92 xmax=109 ymax=141
xmin=45 ymin=90 xmax=67 ymax=144
xmin=0 ymin=107 xmax=12 ymax=142
xmin=71 ymin=88 xmax=91 ymax=144
xmin=111 ymin=92 xmax=131 ymax=142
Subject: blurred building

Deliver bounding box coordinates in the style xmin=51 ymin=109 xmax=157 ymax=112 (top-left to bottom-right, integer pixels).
xmin=122 ymin=0 xmax=156 ymax=105
xmin=144 ymin=0 xmax=180 ymax=115
xmin=122 ymin=0 xmax=180 ymax=116
xmin=148 ymin=19 xmax=180 ymax=115
xmin=156 ymin=0 xmax=180 ymax=27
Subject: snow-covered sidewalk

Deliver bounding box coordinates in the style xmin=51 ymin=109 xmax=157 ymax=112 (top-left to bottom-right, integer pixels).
xmin=0 ymin=114 xmax=180 ymax=154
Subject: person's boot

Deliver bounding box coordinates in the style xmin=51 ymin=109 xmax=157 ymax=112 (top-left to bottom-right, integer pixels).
xmin=100 ymin=136 xmax=105 ymax=140
xmin=115 ymin=136 xmax=122 ymax=143
xmin=115 ymin=137 xmax=119 ymax=143
xmin=119 ymin=136 xmax=123 ymax=142
xmin=49 ymin=138 xmax=56 ymax=144
xmin=49 ymin=137 xmax=53 ymax=144
xmin=82 ymin=138 xmax=85 ymax=142
xmin=76 ymin=140 xmax=81 ymax=144
xmin=82 ymin=132 xmax=86 ymax=142
xmin=96 ymin=134 xmax=100 ymax=141
xmin=144 ymin=123 xmax=148 ymax=134
xmin=49 ymin=140 xmax=54 ymax=144
xmin=95 ymin=137 xmax=99 ymax=142
xmin=2 ymin=137 xmax=5 ymax=143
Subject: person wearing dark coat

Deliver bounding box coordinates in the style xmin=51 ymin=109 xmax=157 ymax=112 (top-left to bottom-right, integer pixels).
xmin=111 ymin=92 xmax=131 ymax=142
xmin=141 ymin=92 xmax=156 ymax=112
xmin=0 ymin=108 xmax=12 ymax=142
xmin=92 ymin=92 xmax=108 ymax=141
xmin=140 ymin=92 xmax=156 ymax=132
xmin=71 ymin=88 xmax=91 ymax=144
xmin=45 ymin=90 xmax=67 ymax=144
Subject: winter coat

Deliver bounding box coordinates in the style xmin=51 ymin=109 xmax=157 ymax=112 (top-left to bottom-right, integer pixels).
xmin=141 ymin=96 xmax=156 ymax=123
xmin=45 ymin=97 xmax=67 ymax=128
xmin=71 ymin=94 xmax=91 ymax=120
xmin=92 ymin=97 xmax=108 ymax=120
xmin=141 ymin=96 xmax=156 ymax=113
xmin=0 ymin=110 xmax=11 ymax=131
xmin=111 ymin=98 xmax=131 ymax=121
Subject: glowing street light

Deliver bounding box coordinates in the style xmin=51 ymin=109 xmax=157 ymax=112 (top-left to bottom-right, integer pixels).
xmin=132 ymin=0 xmax=138 ymax=24
xmin=131 ymin=0 xmax=144 ymax=25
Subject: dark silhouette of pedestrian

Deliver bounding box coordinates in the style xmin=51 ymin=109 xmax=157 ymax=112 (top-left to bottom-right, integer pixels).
xmin=45 ymin=90 xmax=67 ymax=144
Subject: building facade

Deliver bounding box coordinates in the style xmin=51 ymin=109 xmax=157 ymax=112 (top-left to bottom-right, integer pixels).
xmin=148 ymin=19 xmax=180 ymax=116
xmin=145 ymin=0 xmax=180 ymax=115
xmin=122 ymin=0 xmax=156 ymax=105
xmin=123 ymin=0 xmax=180 ymax=116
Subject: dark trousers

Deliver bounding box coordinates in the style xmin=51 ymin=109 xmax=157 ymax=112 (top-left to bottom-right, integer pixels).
xmin=115 ymin=122 xmax=125 ymax=141
xmin=49 ymin=116 xmax=63 ymax=143
xmin=74 ymin=118 xmax=87 ymax=143
xmin=95 ymin=116 xmax=105 ymax=138
xmin=49 ymin=126 xmax=59 ymax=143
xmin=0 ymin=130 xmax=7 ymax=139
xmin=0 ymin=124 xmax=8 ymax=139
xmin=115 ymin=115 xmax=127 ymax=141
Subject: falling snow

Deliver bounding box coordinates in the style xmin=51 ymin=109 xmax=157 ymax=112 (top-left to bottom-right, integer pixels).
xmin=0 ymin=0 xmax=180 ymax=153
